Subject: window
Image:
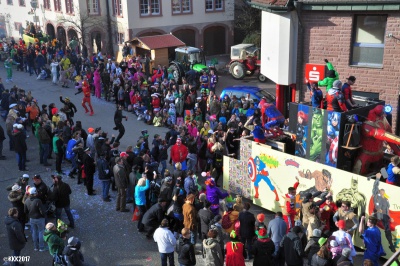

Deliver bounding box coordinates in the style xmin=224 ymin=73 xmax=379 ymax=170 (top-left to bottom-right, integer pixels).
xmin=172 ymin=0 xmax=191 ymax=14
xmin=19 ymin=0 xmax=25 ymax=6
xmin=54 ymin=0 xmax=61 ymax=11
xmin=205 ymin=0 xmax=223 ymax=12
xmin=43 ymin=0 xmax=50 ymax=9
xmin=65 ymin=0 xmax=74 ymax=14
xmin=140 ymin=0 xmax=161 ymax=16
xmin=113 ymin=0 xmax=122 ymax=16
xmin=88 ymin=0 xmax=99 ymax=15
xmin=116 ymin=33 xmax=124 ymax=44
xmin=351 ymin=15 xmax=387 ymax=67
xmin=7 ymin=0 xmax=13 ymax=5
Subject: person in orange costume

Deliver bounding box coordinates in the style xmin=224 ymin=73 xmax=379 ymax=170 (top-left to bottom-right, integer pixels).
xmin=81 ymin=80 xmax=94 ymax=116
xmin=282 ymin=177 xmax=299 ymax=232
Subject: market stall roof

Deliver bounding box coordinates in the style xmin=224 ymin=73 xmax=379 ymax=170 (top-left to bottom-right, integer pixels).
xmin=127 ymin=34 xmax=185 ymax=50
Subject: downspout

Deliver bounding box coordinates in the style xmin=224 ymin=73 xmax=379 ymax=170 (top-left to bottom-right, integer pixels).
xmin=105 ymin=0 xmax=114 ymax=56
xmin=294 ymin=0 xmax=304 ymax=102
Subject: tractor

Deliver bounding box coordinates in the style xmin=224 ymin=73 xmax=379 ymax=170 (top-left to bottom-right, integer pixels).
xmin=169 ymin=46 xmax=210 ymax=86
xmin=228 ymin=44 xmax=267 ymax=82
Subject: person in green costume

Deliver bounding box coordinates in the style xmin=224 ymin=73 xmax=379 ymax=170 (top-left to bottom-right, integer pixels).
xmin=318 ymin=59 xmax=339 ymax=91
xmin=4 ymin=58 xmax=20 ymax=83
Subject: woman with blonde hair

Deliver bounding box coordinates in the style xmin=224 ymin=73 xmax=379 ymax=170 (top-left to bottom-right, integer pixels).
xmin=311 ymin=244 xmax=333 ymax=266
xmin=134 ymin=174 xmax=150 ymax=232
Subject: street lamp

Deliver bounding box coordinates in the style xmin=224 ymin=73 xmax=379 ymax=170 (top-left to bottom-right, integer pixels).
xmin=28 ymin=0 xmax=38 ymax=28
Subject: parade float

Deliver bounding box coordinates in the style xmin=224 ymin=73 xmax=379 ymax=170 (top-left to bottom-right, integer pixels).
xmin=223 ymin=100 xmax=400 ymax=258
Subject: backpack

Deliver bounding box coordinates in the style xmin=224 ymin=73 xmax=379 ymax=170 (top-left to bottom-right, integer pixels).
xmin=214 ymin=150 xmax=223 ymax=168
xmin=221 ymin=211 xmax=233 ymax=230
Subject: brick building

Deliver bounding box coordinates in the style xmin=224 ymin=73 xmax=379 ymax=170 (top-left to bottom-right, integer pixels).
xmin=249 ymin=0 xmax=400 ymax=132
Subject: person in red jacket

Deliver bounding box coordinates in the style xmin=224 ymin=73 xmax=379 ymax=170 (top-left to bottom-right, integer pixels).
xmin=319 ymin=195 xmax=337 ymax=232
xmin=151 ymin=94 xmax=161 ymax=113
xmin=81 ymin=80 xmax=94 ymax=116
xmin=170 ymin=138 xmax=188 ymax=171
xmin=282 ymin=177 xmax=299 ymax=232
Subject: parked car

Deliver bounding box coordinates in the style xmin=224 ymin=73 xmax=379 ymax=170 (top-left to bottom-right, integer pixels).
xmin=219 ymin=86 xmax=276 ymax=105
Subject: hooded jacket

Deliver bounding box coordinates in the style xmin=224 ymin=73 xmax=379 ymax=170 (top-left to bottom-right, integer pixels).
xmin=280 ymin=231 xmax=304 ymax=266
xmin=24 ymin=196 xmax=46 ymax=219
xmin=4 ymin=216 xmax=26 ymax=251
xmin=203 ymin=238 xmax=223 ymax=266
xmin=251 ymin=238 xmax=275 ymax=266
xmin=43 ymin=229 xmax=65 ymax=255
xmin=51 ymin=181 xmax=72 ymax=208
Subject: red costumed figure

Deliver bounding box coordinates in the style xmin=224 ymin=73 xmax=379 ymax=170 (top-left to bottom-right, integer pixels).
xmin=261 ymin=102 xmax=285 ymax=129
xmin=93 ymin=67 xmax=101 ymax=99
xmin=353 ymin=105 xmax=400 ymax=175
xmin=319 ymin=195 xmax=337 ymax=232
xmin=81 ymin=80 xmax=94 ymax=116
xmin=282 ymin=179 xmax=299 ymax=232
xmin=225 ymin=230 xmax=246 ymax=266
xmin=170 ymin=138 xmax=188 ymax=170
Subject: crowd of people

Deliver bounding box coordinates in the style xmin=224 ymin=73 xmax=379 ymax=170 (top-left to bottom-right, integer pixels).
xmin=1 ymin=38 xmax=396 ymax=266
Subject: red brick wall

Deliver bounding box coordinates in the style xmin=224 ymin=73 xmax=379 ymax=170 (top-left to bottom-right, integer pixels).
xmin=299 ymin=11 xmax=400 ymax=131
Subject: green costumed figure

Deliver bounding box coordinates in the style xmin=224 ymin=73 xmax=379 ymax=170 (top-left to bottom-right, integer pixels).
xmin=310 ymin=108 xmax=324 ymax=161
xmin=318 ymin=59 xmax=339 ymax=91
xmin=4 ymin=58 xmax=14 ymax=82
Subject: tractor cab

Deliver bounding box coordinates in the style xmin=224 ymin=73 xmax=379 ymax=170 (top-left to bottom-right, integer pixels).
xmin=170 ymin=46 xmax=208 ymax=84
xmin=230 ymin=44 xmax=259 ymax=61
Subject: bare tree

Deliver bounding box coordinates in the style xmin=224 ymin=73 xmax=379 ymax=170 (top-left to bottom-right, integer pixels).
xmin=56 ymin=5 xmax=109 ymax=55
xmin=234 ymin=0 xmax=261 ymax=44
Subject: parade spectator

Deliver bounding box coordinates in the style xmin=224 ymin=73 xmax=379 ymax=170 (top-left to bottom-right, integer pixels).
xmin=83 ymin=147 xmax=96 ymax=196
xmin=51 ymin=174 xmax=74 ymax=228
xmin=135 ymin=174 xmax=150 ymax=232
xmin=170 ymin=136 xmax=188 ymax=169
xmin=114 ymin=157 xmax=129 ymax=212
xmin=12 ymin=123 xmax=28 ymax=171
xmin=225 ymin=230 xmax=246 ymax=266
xmin=32 ymin=174 xmax=49 ymax=205
xmin=252 ymin=227 xmax=275 ymax=266
xmin=238 ymin=202 xmax=256 ymax=260
xmin=311 ymin=245 xmax=333 ymax=266
xmin=5 ymin=207 xmax=26 ymax=266
xmin=141 ymin=198 xmax=168 ymax=239
xmin=153 ymin=218 xmax=176 ymax=266
xmin=280 ymin=226 xmax=304 ymax=266
xmin=24 ymin=187 xmax=47 ymax=252
xmin=183 ymin=194 xmax=198 ymax=245
xmin=43 ymin=222 xmax=65 ymax=257
xmin=305 ymin=229 xmax=322 ymax=265
xmin=198 ymin=200 xmax=214 ymax=241
xmin=97 ymin=152 xmax=112 ymax=202
xmin=177 ymin=228 xmax=196 ymax=266
xmin=332 ymin=220 xmax=356 ymax=262
xmin=203 ymin=229 xmax=224 ymax=266
xmin=334 ymin=248 xmax=354 ymax=266
xmin=63 ymin=236 xmax=84 ymax=266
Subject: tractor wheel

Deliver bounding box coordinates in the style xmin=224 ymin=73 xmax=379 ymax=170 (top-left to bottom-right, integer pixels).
xmin=258 ymin=73 xmax=268 ymax=83
xmin=169 ymin=64 xmax=181 ymax=83
xmin=229 ymin=62 xmax=246 ymax=80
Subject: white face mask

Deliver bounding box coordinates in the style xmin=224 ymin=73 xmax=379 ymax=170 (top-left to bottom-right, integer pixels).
xmin=289 ymin=194 xmax=295 ymax=199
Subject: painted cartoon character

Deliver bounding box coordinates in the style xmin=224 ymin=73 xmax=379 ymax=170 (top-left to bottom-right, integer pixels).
xmin=248 ymin=156 xmax=279 ymax=201
xmin=295 ymin=111 xmax=308 ymax=158
xmin=336 ymin=177 xmax=366 ymax=227
xmin=310 ymin=108 xmax=324 ymax=162
xmin=371 ymin=178 xmax=396 ymax=252
xmin=326 ymin=112 xmax=340 ymax=166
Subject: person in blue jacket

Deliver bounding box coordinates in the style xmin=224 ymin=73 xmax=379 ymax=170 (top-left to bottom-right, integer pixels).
xmin=135 ymin=174 xmax=150 ymax=232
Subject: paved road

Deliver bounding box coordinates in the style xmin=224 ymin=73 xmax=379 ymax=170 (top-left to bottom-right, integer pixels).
xmin=0 ymin=65 xmax=379 ymax=265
